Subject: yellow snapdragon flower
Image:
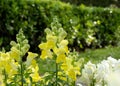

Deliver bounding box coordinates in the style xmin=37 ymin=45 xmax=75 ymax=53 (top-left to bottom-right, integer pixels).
xmin=58 ymin=40 xmax=69 ymax=54
xmin=25 ymin=52 xmax=38 ymax=67
xmin=56 ymin=54 xmax=66 ymax=63
xmin=40 ymin=50 xmax=53 ymax=60
xmin=61 ymin=58 xmax=80 ymax=81
xmin=53 ymin=40 xmax=69 ymax=63
xmin=68 ymin=69 xmax=76 ymax=80
xmin=46 ymin=35 xmax=57 ymax=49
xmin=30 ymin=66 xmax=42 ymax=82
xmin=0 ymin=52 xmax=11 ymax=73
xmin=38 ymin=35 xmax=57 ymax=60
xmin=10 ymin=47 xmax=21 ymax=61
xmin=39 ymin=35 xmax=57 ymax=50
xmin=0 ymin=52 xmax=18 ymax=78
xmin=10 ymin=60 xmax=19 ymax=75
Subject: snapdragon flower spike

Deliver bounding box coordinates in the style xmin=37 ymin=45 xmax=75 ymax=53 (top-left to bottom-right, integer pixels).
xmin=39 ymin=18 xmax=81 ymax=84
xmin=9 ymin=29 xmax=42 ymax=85
xmin=10 ymin=29 xmax=30 ymax=62
xmin=39 ymin=20 xmax=68 ymax=61
xmin=0 ymin=29 xmax=44 ymax=85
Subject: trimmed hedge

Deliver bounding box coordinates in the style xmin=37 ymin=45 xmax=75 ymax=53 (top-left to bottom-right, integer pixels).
xmin=60 ymin=0 xmax=120 ymax=7
xmin=0 ymin=0 xmax=120 ymax=52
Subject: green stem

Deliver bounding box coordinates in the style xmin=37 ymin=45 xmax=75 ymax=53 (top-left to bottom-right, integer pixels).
xmin=14 ymin=75 xmax=17 ymax=86
xmin=67 ymin=77 xmax=69 ymax=85
xmin=56 ymin=63 xmax=58 ymax=86
xmin=20 ymin=60 xmax=24 ymax=86
xmin=73 ymin=81 xmax=75 ymax=86
xmin=91 ymin=78 xmax=95 ymax=86
xmin=3 ymin=69 xmax=7 ymax=86
xmin=102 ymin=80 xmax=105 ymax=86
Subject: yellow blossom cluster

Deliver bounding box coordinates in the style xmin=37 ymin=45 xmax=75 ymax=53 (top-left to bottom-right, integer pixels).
xmin=39 ymin=22 xmax=80 ymax=82
xmin=0 ymin=52 xmax=18 ymax=86
xmin=61 ymin=57 xmax=81 ymax=81
xmin=0 ymin=29 xmax=42 ymax=85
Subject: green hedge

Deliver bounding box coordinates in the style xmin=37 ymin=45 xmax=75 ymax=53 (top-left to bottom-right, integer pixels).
xmin=0 ymin=0 xmax=120 ymax=52
xmin=60 ymin=0 xmax=120 ymax=7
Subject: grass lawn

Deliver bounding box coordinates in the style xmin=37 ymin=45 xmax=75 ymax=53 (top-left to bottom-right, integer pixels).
xmin=79 ymin=46 xmax=120 ymax=63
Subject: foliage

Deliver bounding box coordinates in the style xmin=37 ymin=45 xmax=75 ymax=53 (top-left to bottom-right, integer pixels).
xmin=0 ymin=0 xmax=120 ymax=52
xmin=60 ymin=0 xmax=120 ymax=7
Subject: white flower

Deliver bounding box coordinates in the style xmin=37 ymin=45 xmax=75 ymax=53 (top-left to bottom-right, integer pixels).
xmin=78 ymin=57 xmax=120 ymax=86
xmin=80 ymin=61 xmax=96 ymax=86
xmin=76 ymin=83 xmax=83 ymax=86
xmin=94 ymin=60 xmax=110 ymax=86
xmin=114 ymin=59 xmax=120 ymax=72
xmin=83 ymin=61 xmax=96 ymax=75
xmin=107 ymin=56 xmax=117 ymax=68
xmin=106 ymin=71 xmax=120 ymax=86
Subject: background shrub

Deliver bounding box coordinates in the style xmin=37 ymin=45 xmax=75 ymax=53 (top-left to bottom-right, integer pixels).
xmin=60 ymin=0 xmax=120 ymax=7
xmin=0 ymin=0 xmax=120 ymax=52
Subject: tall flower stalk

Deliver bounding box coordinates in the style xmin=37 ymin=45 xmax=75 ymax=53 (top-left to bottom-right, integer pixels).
xmin=39 ymin=17 xmax=81 ymax=85
xmin=0 ymin=29 xmax=41 ymax=85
